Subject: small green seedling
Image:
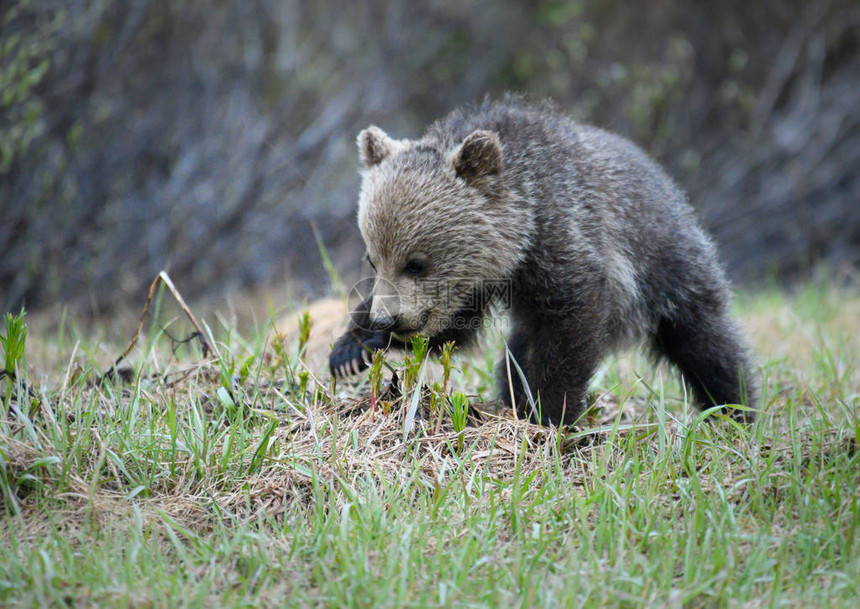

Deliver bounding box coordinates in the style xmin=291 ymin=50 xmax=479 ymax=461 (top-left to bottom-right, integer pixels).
xmin=296 ymin=311 xmax=312 ymax=357
xmin=434 ymin=342 xmax=459 ymax=434
xmin=439 ymin=340 xmax=456 ymax=395
xmin=298 ymin=370 xmax=310 ymax=398
xmin=430 ymin=381 xmax=444 ymax=431
xmin=369 ymin=348 xmax=386 ymax=416
xmin=1 ymin=309 xmax=27 ymax=381
xmin=400 ymin=336 xmax=429 ymax=401
xmin=269 ymin=324 xmax=290 ymax=377
xmin=401 ymin=352 xmax=415 ymax=401
xmin=410 ymin=334 xmax=429 ymax=365
xmin=447 ymin=392 xmax=470 ymax=453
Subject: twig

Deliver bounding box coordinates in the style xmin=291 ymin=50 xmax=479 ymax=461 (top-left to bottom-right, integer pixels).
xmin=100 ymin=271 xmax=212 ymax=384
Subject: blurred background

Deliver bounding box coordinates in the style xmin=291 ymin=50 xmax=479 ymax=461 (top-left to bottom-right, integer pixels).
xmin=1 ymin=0 xmax=858 ymax=316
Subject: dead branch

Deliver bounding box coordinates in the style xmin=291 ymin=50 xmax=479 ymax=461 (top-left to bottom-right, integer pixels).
xmin=100 ymin=271 xmax=212 ymax=384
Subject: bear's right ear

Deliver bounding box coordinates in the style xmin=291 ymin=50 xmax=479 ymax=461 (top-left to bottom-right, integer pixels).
xmin=451 ymin=130 xmax=502 ymax=182
xmin=357 ymin=126 xmax=403 ymax=167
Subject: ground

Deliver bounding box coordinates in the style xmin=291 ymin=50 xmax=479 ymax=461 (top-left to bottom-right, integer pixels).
xmin=0 ymin=281 xmax=858 ymax=607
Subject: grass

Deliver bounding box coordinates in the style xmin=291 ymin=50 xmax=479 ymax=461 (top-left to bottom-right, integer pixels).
xmin=1 ymin=283 xmax=858 ymax=607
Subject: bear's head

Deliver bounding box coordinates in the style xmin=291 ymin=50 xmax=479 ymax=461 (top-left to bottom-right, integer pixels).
xmin=354 ymin=125 xmax=531 ymax=340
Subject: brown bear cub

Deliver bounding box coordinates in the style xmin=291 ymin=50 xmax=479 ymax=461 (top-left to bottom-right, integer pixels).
xmin=329 ymin=97 xmax=757 ymax=425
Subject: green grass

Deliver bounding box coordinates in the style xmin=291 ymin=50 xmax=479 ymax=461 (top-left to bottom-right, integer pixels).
xmin=1 ymin=285 xmax=858 ymax=607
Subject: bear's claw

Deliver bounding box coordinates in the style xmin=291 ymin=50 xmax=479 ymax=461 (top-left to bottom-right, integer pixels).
xmin=329 ymin=331 xmax=389 ymax=378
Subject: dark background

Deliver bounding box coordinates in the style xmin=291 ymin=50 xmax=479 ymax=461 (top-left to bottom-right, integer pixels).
xmin=2 ymin=0 xmax=858 ymax=314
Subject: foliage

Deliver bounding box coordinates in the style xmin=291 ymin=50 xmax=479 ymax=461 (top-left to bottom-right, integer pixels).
xmin=446 ymin=391 xmax=470 ymax=452
xmin=0 ymin=310 xmax=27 ymax=378
xmin=0 ymin=286 xmax=858 ymax=606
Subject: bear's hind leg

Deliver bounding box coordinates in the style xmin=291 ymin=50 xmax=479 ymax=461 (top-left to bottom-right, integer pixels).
xmin=654 ymin=308 xmax=757 ymax=421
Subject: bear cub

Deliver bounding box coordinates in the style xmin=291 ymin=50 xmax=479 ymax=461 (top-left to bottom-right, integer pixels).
xmin=330 ymin=97 xmax=757 ymax=425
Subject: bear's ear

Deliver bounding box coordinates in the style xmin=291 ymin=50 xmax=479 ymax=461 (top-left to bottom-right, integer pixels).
xmin=357 ymin=126 xmax=403 ymax=167
xmin=452 ymin=130 xmax=502 ymax=182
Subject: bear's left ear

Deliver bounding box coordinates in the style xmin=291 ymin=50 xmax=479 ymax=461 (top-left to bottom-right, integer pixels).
xmin=357 ymin=126 xmax=405 ymax=168
xmin=452 ymin=130 xmax=502 ymax=182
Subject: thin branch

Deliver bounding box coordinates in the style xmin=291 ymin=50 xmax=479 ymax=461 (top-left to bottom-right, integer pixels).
xmin=100 ymin=271 xmax=212 ymax=384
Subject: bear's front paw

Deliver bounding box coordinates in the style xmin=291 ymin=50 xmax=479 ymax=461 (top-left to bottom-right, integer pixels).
xmin=329 ymin=331 xmax=390 ymax=379
xmin=329 ymin=336 xmax=370 ymax=378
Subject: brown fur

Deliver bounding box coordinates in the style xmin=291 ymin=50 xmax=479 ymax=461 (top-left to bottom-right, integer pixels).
xmin=330 ymin=97 xmax=758 ymax=425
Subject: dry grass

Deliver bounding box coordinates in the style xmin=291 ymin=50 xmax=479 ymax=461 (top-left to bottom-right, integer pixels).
xmin=1 ymin=283 xmax=858 ymax=607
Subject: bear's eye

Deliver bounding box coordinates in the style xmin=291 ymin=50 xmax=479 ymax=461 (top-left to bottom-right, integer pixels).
xmin=402 ymin=256 xmax=429 ymax=278
xmin=364 ymin=253 xmax=377 ymax=272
